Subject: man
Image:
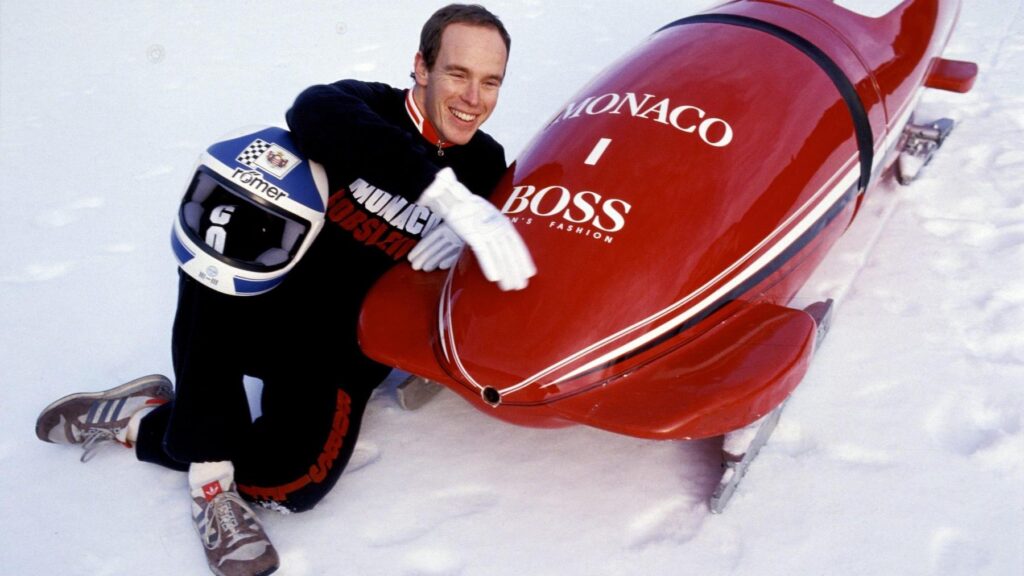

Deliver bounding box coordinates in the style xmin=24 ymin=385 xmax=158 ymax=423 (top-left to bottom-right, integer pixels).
xmin=34 ymin=5 xmax=533 ymax=576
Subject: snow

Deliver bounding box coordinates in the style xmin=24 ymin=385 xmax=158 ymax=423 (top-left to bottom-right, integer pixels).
xmin=1 ymin=1 xmax=1022 ymax=575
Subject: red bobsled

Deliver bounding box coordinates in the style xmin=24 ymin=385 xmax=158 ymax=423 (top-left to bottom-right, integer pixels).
xmin=359 ymin=0 xmax=977 ymax=441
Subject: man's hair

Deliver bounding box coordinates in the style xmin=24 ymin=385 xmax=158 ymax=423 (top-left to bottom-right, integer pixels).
xmin=419 ymin=4 xmax=511 ymax=70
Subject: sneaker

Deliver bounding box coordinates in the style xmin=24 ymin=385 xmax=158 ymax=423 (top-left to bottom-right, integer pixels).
xmin=192 ymin=480 xmax=280 ymax=576
xmin=35 ymin=374 xmax=173 ymax=461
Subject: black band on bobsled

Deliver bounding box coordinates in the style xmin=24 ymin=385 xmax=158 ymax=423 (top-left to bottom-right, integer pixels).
xmin=657 ymin=14 xmax=875 ymax=193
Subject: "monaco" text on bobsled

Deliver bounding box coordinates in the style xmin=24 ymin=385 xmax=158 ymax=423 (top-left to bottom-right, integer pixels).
xmin=550 ymin=91 xmax=733 ymax=147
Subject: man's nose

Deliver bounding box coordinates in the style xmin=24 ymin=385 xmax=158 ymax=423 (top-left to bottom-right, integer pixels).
xmin=461 ymin=82 xmax=480 ymax=106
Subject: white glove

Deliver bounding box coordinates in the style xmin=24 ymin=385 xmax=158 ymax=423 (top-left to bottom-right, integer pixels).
xmin=410 ymin=167 xmax=536 ymax=291
xmin=408 ymin=223 xmax=464 ymax=272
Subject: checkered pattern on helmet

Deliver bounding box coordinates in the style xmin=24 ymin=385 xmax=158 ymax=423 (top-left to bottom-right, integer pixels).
xmin=236 ymin=139 xmax=272 ymax=167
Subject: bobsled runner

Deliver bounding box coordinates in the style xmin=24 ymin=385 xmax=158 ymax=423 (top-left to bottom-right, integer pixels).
xmin=359 ymin=0 xmax=977 ymax=511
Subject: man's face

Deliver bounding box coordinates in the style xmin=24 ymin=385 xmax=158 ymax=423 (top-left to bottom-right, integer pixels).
xmin=413 ymin=23 xmax=507 ymax=146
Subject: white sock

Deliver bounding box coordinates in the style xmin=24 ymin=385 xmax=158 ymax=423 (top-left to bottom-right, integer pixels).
xmin=188 ymin=461 xmax=235 ymax=500
xmin=119 ymin=406 xmax=158 ymax=445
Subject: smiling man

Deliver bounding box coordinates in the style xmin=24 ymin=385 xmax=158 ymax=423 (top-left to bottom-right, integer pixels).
xmin=284 ymin=4 xmax=532 ymax=285
xmin=33 ymin=5 xmax=533 ymax=576
xmin=412 ymin=19 xmax=508 ymax=145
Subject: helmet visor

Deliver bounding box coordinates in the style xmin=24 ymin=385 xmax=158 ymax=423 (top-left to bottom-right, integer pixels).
xmin=179 ymin=168 xmax=311 ymax=271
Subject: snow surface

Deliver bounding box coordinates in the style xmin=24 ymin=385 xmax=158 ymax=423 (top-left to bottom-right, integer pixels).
xmin=2 ymin=1 xmax=1023 ymax=575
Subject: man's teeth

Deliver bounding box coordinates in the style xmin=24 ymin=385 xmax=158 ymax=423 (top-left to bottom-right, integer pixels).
xmin=451 ymin=108 xmax=476 ymax=122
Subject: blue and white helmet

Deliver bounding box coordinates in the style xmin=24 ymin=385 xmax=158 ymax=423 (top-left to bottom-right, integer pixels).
xmin=171 ymin=126 xmax=329 ymax=296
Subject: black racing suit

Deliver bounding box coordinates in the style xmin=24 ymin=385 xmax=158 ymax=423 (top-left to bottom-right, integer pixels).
xmin=134 ymin=80 xmax=507 ymax=512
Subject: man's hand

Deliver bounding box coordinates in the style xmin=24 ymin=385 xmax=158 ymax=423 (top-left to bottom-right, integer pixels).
xmin=410 ymin=167 xmax=536 ymax=291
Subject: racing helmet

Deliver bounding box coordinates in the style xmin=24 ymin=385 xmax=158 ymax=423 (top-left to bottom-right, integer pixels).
xmin=171 ymin=126 xmax=329 ymax=296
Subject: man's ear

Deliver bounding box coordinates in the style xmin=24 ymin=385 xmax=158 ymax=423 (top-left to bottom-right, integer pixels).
xmin=413 ymin=52 xmax=430 ymax=87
